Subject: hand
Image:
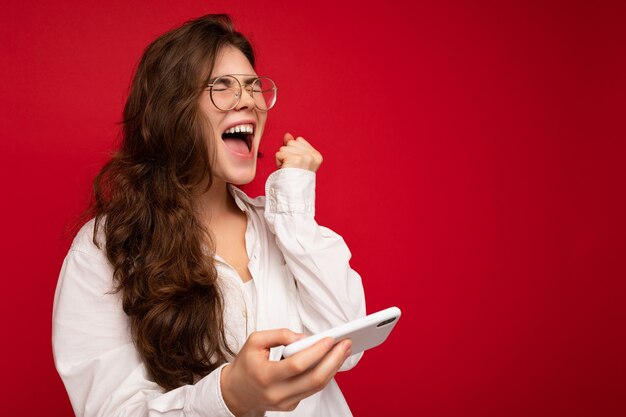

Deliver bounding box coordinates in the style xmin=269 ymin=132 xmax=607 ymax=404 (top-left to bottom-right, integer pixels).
xmin=220 ymin=328 xmax=352 ymax=416
xmin=275 ymin=133 xmax=323 ymax=172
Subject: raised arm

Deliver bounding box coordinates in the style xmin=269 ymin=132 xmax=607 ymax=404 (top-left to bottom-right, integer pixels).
xmin=266 ymin=135 xmax=367 ymax=370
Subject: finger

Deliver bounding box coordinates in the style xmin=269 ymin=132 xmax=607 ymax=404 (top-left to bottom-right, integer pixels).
xmin=275 ymin=146 xmax=304 ymax=165
xmin=275 ymin=150 xmax=304 ymax=168
xmin=279 ymin=145 xmax=308 ymax=155
xmin=289 ymin=138 xmax=322 ymax=163
xmin=280 ymin=339 xmax=352 ymax=401
xmin=275 ymin=151 xmax=284 ymax=168
xmin=294 ymin=137 xmax=320 ymax=155
xmin=247 ymin=329 xmax=304 ymax=352
xmin=283 ymin=132 xmax=295 ymax=145
xmin=294 ymin=136 xmax=312 ymax=147
xmin=271 ymin=337 xmax=335 ymax=380
xmin=283 ymin=140 xmax=310 ymax=151
xmin=279 ymin=154 xmax=317 ymax=170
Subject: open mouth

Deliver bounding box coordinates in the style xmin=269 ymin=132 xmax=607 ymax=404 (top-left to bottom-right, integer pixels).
xmin=222 ymin=123 xmax=254 ymax=154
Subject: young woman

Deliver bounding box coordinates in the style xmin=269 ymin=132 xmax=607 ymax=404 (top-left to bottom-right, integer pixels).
xmin=52 ymin=14 xmax=365 ymax=417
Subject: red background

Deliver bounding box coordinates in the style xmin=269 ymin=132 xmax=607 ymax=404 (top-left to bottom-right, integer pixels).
xmin=1 ymin=1 xmax=625 ymax=416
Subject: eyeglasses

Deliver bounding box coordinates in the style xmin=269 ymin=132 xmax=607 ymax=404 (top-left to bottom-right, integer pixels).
xmin=207 ymin=74 xmax=277 ymax=111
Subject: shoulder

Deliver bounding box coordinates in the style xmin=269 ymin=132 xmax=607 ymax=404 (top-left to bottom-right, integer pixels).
xmin=56 ymin=218 xmax=115 ymax=302
xmin=69 ymin=218 xmax=109 ymax=264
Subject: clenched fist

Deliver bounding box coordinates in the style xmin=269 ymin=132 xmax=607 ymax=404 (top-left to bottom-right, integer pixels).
xmin=275 ymin=133 xmax=323 ymax=172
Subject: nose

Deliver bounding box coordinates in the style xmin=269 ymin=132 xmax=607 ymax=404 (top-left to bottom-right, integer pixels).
xmin=235 ymin=85 xmax=255 ymax=110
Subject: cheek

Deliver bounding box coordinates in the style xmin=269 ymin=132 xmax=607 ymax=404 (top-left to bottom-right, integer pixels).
xmin=205 ymin=117 xmax=226 ymax=143
xmin=199 ymin=100 xmax=224 ymax=131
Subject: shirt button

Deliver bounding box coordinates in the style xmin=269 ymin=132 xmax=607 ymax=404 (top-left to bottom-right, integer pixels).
xmin=270 ymin=187 xmax=276 ymax=196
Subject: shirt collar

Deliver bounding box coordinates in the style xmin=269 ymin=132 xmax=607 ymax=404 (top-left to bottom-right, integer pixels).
xmin=227 ymin=184 xmax=265 ymax=212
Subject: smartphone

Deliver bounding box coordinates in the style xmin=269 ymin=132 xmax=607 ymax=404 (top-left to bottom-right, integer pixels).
xmin=282 ymin=306 xmax=401 ymax=358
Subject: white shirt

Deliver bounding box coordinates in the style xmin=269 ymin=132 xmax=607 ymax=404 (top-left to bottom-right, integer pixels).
xmin=52 ymin=168 xmax=366 ymax=417
xmin=242 ymin=280 xmax=257 ymax=338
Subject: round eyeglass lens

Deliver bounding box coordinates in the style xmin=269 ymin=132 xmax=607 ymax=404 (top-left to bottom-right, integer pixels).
xmin=210 ymin=75 xmax=240 ymax=111
xmin=252 ymin=77 xmax=277 ymax=110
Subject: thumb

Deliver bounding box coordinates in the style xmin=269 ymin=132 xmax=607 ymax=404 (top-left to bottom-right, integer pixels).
xmin=248 ymin=328 xmax=304 ymax=350
xmin=283 ymin=132 xmax=295 ymax=145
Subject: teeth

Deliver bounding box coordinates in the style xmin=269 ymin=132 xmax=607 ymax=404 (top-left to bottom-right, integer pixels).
xmin=224 ymin=124 xmax=254 ymax=135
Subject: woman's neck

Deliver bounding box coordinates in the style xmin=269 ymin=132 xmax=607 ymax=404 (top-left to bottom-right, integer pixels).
xmin=195 ymin=177 xmax=239 ymax=226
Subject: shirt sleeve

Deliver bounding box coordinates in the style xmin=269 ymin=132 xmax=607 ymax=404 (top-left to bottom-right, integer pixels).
xmin=52 ymin=234 xmax=236 ymax=417
xmin=263 ymin=168 xmax=367 ymax=371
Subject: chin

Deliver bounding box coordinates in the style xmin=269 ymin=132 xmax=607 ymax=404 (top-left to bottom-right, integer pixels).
xmin=229 ymin=177 xmax=255 ymax=186
xmin=222 ymin=166 xmax=257 ymax=186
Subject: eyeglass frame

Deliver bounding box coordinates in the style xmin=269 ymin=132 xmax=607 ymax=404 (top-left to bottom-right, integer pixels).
xmin=206 ymin=74 xmax=278 ymax=111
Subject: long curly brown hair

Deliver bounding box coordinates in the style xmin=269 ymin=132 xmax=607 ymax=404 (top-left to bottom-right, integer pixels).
xmin=87 ymin=14 xmax=255 ymax=391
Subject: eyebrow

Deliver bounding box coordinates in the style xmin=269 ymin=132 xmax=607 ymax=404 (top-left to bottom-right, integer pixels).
xmin=209 ymin=74 xmax=258 ymax=84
